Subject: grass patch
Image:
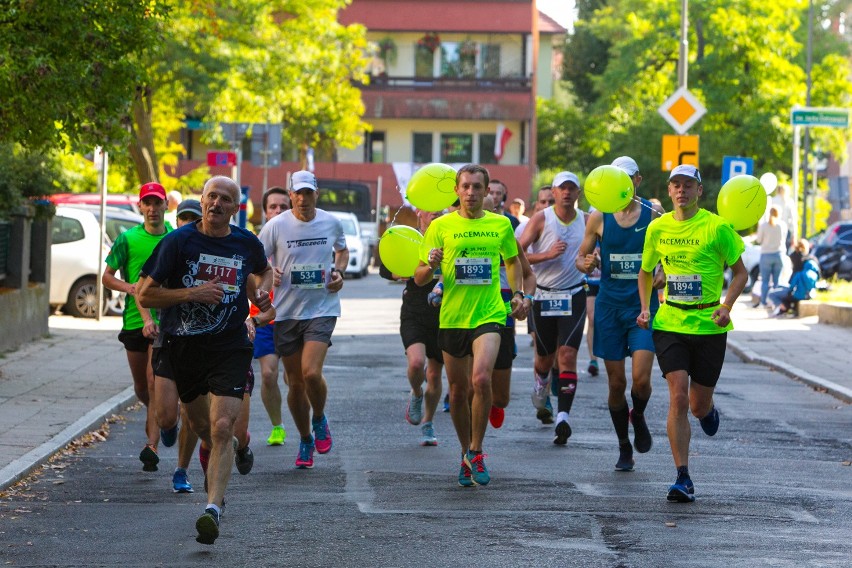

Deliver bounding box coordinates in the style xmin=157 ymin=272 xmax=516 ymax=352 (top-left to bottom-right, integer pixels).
xmin=815 ymin=279 xmax=852 ymax=303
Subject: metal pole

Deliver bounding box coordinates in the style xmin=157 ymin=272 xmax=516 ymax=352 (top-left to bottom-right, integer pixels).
xmin=802 ymin=0 xmax=814 ymax=238
xmin=791 ymin=124 xmax=802 ymax=238
xmin=679 ymin=0 xmax=689 ymax=89
xmin=96 ymin=150 xmax=108 ymax=321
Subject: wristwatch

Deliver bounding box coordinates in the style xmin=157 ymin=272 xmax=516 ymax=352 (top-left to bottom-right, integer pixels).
xmin=513 ymin=290 xmax=524 ymax=300
xmin=331 ymin=268 xmax=344 ymax=280
xmin=251 ymin=316 xmax=262 ymax=327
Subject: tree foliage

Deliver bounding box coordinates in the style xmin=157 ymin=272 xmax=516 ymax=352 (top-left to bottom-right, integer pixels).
xmin=545 ymin=0 xmax=852 ymax=208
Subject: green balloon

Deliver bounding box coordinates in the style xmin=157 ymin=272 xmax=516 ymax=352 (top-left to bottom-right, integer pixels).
xmin=379 ymin=225 xmax=423 ymax=277
xmin=584 ymin=165 xmax=634 ymax=213
xmin=406 ymin=163 xmax=457 ymax=212
xmin=717 ymin=175 xmax=767 ymax=230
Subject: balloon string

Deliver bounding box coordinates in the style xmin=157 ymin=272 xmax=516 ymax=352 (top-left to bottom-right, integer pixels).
xmin=630 ymin=196 xmax=664 ymax=217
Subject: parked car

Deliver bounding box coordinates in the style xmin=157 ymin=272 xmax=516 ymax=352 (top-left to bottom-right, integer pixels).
xmin=50 ymin=192 xmax=140 ymax=214
xmin=50 ymin=205 xmax=143 ymax=318
xmin=329 ymin=211 xmax=370 ymax=278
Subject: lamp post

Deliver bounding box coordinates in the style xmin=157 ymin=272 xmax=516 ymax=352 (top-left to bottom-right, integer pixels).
xmin=801 ymin=0 xmax=814 ymax=239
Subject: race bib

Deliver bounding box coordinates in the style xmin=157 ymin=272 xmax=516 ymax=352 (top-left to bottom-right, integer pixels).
xmin=667 ymin=274 xmax=703 ymax=302
xmin=609 ymin=253 xmax=642 ymax=280
xmin=454 ymin=257 xmax=491 ymax=285
xmin=538 ymin=290 xmax=572 ymax=317
xmin=196 ymin=254 xmax=241 ymax=293
xmin=290 ymin=263 xmax=325 ymax=289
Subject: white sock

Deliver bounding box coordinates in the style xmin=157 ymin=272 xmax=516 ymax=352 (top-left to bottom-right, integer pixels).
xmin=557 ymin=411 xmax=570 ymax=424
xmin=206 ymin=503 xmax=221 ymax=515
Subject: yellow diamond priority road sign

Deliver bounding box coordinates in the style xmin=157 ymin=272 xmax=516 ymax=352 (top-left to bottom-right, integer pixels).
xmin=658 ymin=87 xmax=706 ymax=135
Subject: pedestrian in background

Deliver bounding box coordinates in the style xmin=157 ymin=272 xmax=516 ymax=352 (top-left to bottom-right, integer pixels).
xmin=754 ymin=206 xmax=788 ymax=308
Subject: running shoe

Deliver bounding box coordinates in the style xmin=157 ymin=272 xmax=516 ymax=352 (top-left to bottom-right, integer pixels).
xmin=464 ymin=452 xmax=490 ymax=486
xmin=615 ymin=443 xmax=635 ymax=472
xmin=160 ymin=424 xmax=178 ymax=448
xmin=531 ymin=376 xmax=550 ymax=411
xmin=458 ymin=456 xmax=474 ymax=487
xmin=420 ymin=422 xmax=437 ymax=446
xmin=588 ymin=359 xmax=599 ymax=377
xmin=139 ymin=444 xmax=159 ymax=472
xmin=235 ymin=445 xmax=254 ymax=475
xmin=266 ymin=425 xmax=287 ymax=446
xmin=295 ymin=439 xmax=315 ymax=469
xmin=699 ymin=406 xmax=720 ymax=437
xmin=553 ymin=419 xmax=572 ymax=445
xmin=536 ymin=397 xmax=554 ymax=424
xmin=172 ymin=468 xmax=193 ymax=493
xmin=443 ymin=394 xmax=450 ymax=412
xmin=489 ymin=405 xmax=505 ymax=429
xmin=667 ymin=475 xmax=695 ymax=503
xmin=195 ymin=507 xmax=220 ymax=545
xmin=312 ymin=416 xmax=333 ymax=454
xmin=630 ymin=409 xmax=653 ymax=453
xmin=406 ymin=392 xmax=424 ymax=425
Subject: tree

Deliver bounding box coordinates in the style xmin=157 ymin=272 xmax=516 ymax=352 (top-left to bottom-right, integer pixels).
xmin=0 ymin=1 xmax=162 ymax=152
xmin=545 ymin=0 xmax=852 ymax=207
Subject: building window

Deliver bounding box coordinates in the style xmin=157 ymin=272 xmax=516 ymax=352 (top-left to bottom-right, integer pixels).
xmin=479 ymin=44 xmax=500 ymax=78
xmin=440 ymin=42 xmax=476 ymax=78
xmin=415 ymin=46 xmax=434 ymax=77
xmin=441 ymin=134 xmax=472 ymax=163
xmin=479 ymin=133 xmax=497 ymax=164
xmin=365 ymin=131 xmax=385 ymax=163
xmin=413 ymin=133 xmax=433 ymax=163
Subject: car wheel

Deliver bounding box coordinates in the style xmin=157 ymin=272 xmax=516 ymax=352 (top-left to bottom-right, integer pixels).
xmin=360 ymin=263 xmax=369 ymax=277
xmin=106 ymin=292 xmax=126 ymax=316
xmin=66 ymin=277 xmax=102 ymax=318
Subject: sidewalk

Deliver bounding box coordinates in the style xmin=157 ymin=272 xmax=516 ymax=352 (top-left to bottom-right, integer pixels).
xmin=2 ymin=302 xmax=850 ymax=491
xmin=0 ymin=316 xmax=135 ymax=490
xmin=727 ymin=298 xmax=852 ymax=404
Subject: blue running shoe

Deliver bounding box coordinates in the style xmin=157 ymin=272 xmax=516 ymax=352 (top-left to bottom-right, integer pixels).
xmin=667 ymin=476 xmax=696 ymax=503
xmin=699 ymin=406 xmax=720 ymax=437
xmin=172 ymin=468 xmax=193 ymax=493
xmin=443 ymin=393 xmax=450 ymax=413
xmin=160 ymin=424 xmax=178 ymax=448
xmin=464 ymin=451 xmax=490 ymax=486
xmin=295 ymin=439 xmax=315 ymax=469
xmin=420 ymin=422 xmax=437 ymax=446
xmin=458 ymin=456 xmax=474 ymax=487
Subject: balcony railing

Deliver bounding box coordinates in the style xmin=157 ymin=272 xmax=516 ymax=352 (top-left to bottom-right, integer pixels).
xmin=360 ymin=75 xmax=532 ymax=92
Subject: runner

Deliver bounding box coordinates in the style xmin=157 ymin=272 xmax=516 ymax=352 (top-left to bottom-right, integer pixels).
xmin=637 ymin=164 xmax=747 ymax=502
xmin=138 ymin=175 xmax=272 ymax=544
xmin=414 ymin=164 xmax=526 ymax=487
xmin=518 ymin=171 xmax=587 ymax=444
xmin=576 ymin=156 xmax=665 ymax=471
xmin=102 ymin=182 xmax=171 ymax=472
xmin=257 ymin=170 xmax=348 ymax=470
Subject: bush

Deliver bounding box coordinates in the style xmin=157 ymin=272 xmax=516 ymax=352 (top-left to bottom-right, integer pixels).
xmin=0 ymin=144 xmax=64 ymax=220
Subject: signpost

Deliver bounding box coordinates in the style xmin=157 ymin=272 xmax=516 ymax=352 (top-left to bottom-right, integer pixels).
xmin=661 ymin=135 xmax=699 ymax=171
xmin=658 ymin=87 xmax=706 ymax=136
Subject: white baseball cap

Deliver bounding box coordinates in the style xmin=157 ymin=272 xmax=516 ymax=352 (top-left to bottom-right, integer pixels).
xmin=612 ymin=156 xmax=639 ymax=176
xmin=552 ymin=171 xmax=580 ymax=188
xmin=290 ymin=170 xmax=318 ymax=191
xmin=668 ymin=164 xmax=701 ymax=183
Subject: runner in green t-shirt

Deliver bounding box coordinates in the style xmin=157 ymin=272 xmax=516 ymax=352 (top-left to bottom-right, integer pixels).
xmin=637 ymin=165 xmax=748 ymax=503
xmin=414 ymin=164 xmax=527 ymax=487
xmin=103 ymin=182 xmax=172 ymax=472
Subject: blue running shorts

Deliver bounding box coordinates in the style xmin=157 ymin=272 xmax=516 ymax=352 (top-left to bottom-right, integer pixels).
xmin=593 ymin=303 xmax=656 ymax=361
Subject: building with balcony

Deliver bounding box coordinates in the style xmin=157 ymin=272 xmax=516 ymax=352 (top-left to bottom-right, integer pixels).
xmin=173 ymin=0 xmax=566 ymax=215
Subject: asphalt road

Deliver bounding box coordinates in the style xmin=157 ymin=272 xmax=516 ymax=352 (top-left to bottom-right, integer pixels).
xmin=1 ymin=270 xmax=850 ymax=566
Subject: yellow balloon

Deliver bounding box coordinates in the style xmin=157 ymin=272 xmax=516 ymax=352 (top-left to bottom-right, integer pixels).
xmin=717 ymin=175 xmax=768 ymax=230
xmin=406 ymin=163 xmax=457 ymax=212
xmin=584 ymin=165 xmax=634 ymax=213
xmin=379 ymin=225 xmax=423 ymax=277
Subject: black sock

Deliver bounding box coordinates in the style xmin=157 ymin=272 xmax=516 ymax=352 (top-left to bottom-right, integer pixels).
xmin=631 ymin=392 xmax=649 ymax=416
xmin=609 ymin=404 xmax=630 ymax=444
xmin=677 ymin=465 xmax=690 ymax=478
xmin=557 ymin=372 xmax=578 ymax=414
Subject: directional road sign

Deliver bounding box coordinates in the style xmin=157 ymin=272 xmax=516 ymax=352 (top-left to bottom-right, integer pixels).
xmin=791 ymin=107 xmax=849 ymax=128
xmin=661 ymin=135 xmax=699 ymax=171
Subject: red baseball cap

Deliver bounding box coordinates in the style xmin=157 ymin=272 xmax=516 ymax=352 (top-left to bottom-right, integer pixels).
xmin=139 ymin=182 xmax=167 ymax=200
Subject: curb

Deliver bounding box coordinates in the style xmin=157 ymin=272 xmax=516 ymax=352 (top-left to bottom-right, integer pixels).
xmin=0 ymin=386 xmax=138 ymax=491
xmin=727 ymin=338 xmax=852 ymax=404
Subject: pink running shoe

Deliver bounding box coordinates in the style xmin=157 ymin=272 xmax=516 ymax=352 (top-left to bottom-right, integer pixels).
xmin=312 ymin=416 xmax=333 ymax=454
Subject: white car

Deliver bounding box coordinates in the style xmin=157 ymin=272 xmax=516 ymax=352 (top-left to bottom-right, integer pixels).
xmin=725 ymin=235 xmax=791 ymax=292
xmin=329 ymin=211 xmax=370 ymax=278
xmin=50 ymin=205 xmax=143 ymax=318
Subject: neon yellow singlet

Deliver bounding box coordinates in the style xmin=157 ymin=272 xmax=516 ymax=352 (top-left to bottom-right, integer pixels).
xmin=421 ymin=211 xmax=518 ymax=329
xmin=641 ymin=209 xmax=744 ymax=334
